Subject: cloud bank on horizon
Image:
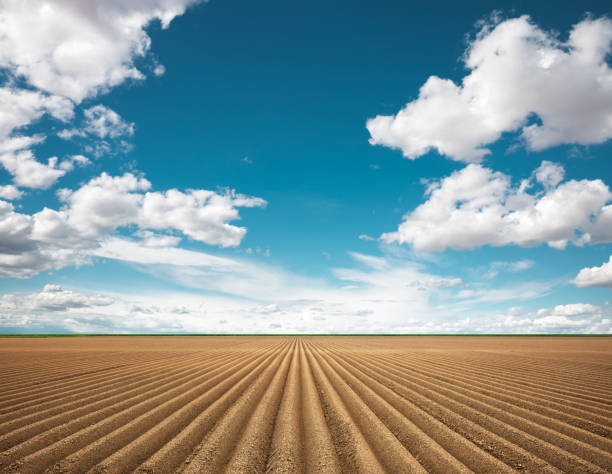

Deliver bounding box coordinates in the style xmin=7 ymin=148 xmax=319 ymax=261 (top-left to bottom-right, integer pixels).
xmin=0 ymin=1 xmax=611 ymax=334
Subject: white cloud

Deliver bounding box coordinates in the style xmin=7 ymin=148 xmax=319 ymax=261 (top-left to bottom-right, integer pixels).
xmin=0 ymin=1 xmax=199 ymax=190
xmin=55 ymin=174 xmax=267 ymax=249
xmin=367 ymin=16 xmax=612 ymax=162
xmin=0 ymin=150 xmax=67 ymax=189
xmin=450 ymin=282 xmax=552 ymax=305
xmin=0 ymin=185 xmax=22 ymax=200
xmin=0 ymin=87 xmax=73 ymax=140
xmin=537 ymin=303 xmax=601 ymax=317
xmin=139 ymin=188 xmax=267 ymax=248
xmin=135 ymin=230 xmax=182 ymax=248
xmin=84 ymin=105 xmax=134 ymax=138
xmin=495 ymin=304 xmax=610 ymax=334
xmin=1 ymin=284 xmax=113 ymax=312
xmin=0 ymin=171 xmax=265 ymax=278
xmin=0 ymin=200 xmax=86 ymax=278
xmin=0 ymin=134 xmax=46 ymax=154
xmin=90 ymin=237 xmax=235 ymax=268
xmin=572 ymin=256 xmax=612 ymax=288
xmin=532 ymin=316 xmax=592 ymax=329
xmin=58 ymin=154 xmax=91 ymax=172
xmin=59 ymin=105 xmax=134 ymax=140
xmin=0 ymin=0 xmax=202 ymax=103
xmin=409 ymin=277 xmax=462 ymax=290
xmin=485 ymin=259 xmax=534 ymax=278
xmin=0 ymin=248 xmax=597 ymax=334
xmin=0 ymin=151 xmax=91 ymax=190
xmin=0 ymin=89 xmax=75 ymax=189
xmin=0 ymin=251 xmax=578 ymax=334
xmin=534 ymin=160 xmax=564 ymax=189
xmin=56 ymin=172 xmax=153 ymax=242
xmin=383 ymin=161 xmax=612 ymax=251
xmin=0 ymin=251 xmax=452 ymax=332
xmin=349 ymin=252 xmax=389 ymax=270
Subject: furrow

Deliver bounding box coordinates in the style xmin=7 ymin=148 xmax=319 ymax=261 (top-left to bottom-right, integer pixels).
xmin=297 ymin=339 xmax=342 ymax=473
xmin=305 ymin=342 xmax=419 ymax=473
xmin=265 ymin=339 xmax=303 ymax=473
xmin=221 ymin=340 xmax=296 ymax=473
xmin=0 ymin=359 xmax=158 ymax=394
xmin=177 ymin=342 xmax=293 ymax=474
xmin=316 ymin=345 xmax=473 ymax=474
xmin=130 ymin=342 xmax=290 ymax=474
xmin=0 ymin=353 xmax=197 ymax=408
xmin=327 ymin=349 xmax=559 ymax=472
xmin=0 ymin=350 xmax=248 ymax=454
xmin=0 ymin=336 xmax=608 ymax=474
xmin=351 ymin=351 xmax=609 ymax=473
xmin=1 ymin=346 xmax=274 ymax=473
xmin=395 ymin=352 xmax=612 ymax=410
xmin=0 ymin=351 xmax=233 ymax=429
xmin=323 ymin=346 xmax=516 ymax=474
xmin=366 ymin=351 xmax=612 ymax=458
xmin=376 ymin=352 xmax=612 ymax=435
xmin=404 ymin=352 xmax=612 ymax=403
xmin=48 ymin=342 xmax=287 ymax=474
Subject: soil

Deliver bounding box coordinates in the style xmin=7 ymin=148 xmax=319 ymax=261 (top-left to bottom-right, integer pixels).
xmin=0 ymin=336 xmax=610 ymax=473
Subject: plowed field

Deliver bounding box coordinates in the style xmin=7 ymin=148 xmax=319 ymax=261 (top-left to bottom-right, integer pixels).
xmin=0 ymin=336 xmax=610 ymax=473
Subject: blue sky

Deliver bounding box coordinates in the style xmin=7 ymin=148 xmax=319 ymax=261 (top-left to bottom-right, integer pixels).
xmin=1 ymin=0 xmax=612 ymax=333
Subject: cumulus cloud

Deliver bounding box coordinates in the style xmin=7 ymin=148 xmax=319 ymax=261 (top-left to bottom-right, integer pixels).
xmin=367 ymin=15 xmax=612 ymax=162
xmin=537 ymin=303 xmax=601 ymax=317
xmin=382 ymin=161 xmax=612 ymax=251
xmin=0 ymin=87 xmax=73 ymax=140
xmin=58 ymin=105 xmax=134 ymax=142
xmin=0 ymin=185 xmax=22 ymax=200
xmin=495 ymin=304 xmax=610 ymax=333
xmin=1 ymin=284 xmax=113 ymax=312
xmin=0 ymin=200 xmax=84 ymax=278
xmin=83 ymin=105 xmax=134 ymax=138
xmin=0 ymin=150 xmax=68 ymax=189
xmin=572 ymin=256 xmax=612 ymax=288
xmin=58 ymin=154 xmax=91 ymax=172
xmin=0 ymin=89 xmax=76 ymax=188
xmin=139 ymin=188 xmax=266 ymax=247
xmin=58 ymin=105 xmax=135 ymax=159
xmin=0 ymin=0 xmax=202 ymax=103
xmin=0 ymin=1 xmax=266 ymax=280
xmin=0 ymin=172 xmax=265 ymax=278
xmin=0 ymin=1 xmax=200 ymax=190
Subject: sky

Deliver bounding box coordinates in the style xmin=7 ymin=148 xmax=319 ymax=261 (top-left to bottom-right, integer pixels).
xmin=1 ymin=0 xmax=612 ymax=334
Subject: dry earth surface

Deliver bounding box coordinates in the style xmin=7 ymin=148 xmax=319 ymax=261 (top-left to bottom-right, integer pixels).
xmin=0 ymin=336 xmax=610 ymax=473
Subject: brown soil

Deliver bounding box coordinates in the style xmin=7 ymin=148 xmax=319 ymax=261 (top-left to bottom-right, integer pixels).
xmin=0 ymin=336 xmax=610 ymax=473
